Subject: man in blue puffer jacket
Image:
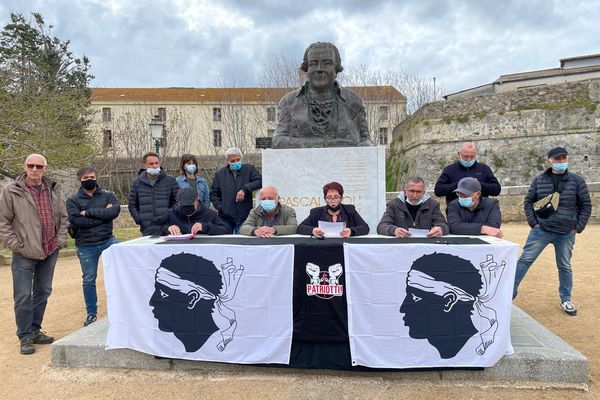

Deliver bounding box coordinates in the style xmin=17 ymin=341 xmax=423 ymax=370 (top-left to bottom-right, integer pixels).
xmin=128 ymin=152 xmax=179 ymax=236
xmin=513 ymin=147 xmax=592 ymax=316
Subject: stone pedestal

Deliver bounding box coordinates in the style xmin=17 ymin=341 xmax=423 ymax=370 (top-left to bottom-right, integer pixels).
xmin=262 ymin=147 xmax=386 ymax=232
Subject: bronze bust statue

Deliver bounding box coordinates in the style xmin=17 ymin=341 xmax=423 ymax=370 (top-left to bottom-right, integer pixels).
xmin=272 ymin=42 xmax=374 ymax=149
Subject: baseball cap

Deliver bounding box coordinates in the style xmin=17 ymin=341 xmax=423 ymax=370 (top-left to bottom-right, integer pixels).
xmin=453 ymin=177 xmax=481 ymax=196
xmin=176 ymin=187 xmax=198 ymax=206
xmin=547 ymin=147 xmax=568 ymax=159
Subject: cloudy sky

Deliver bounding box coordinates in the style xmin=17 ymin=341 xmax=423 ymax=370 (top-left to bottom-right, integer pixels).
xmin=1 ymin=0 xmax=599 ymax=95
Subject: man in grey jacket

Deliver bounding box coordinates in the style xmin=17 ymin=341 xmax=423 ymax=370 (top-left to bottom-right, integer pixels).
xmin=0 ymin=154 xmax=68 ymax=355
xmin=240 ymin=186 xmax=298 ymax=237
xmin=377 ymin=177 xmax=448 ymax=238
xmin=513 ymin=147 xmax=591 ymax=316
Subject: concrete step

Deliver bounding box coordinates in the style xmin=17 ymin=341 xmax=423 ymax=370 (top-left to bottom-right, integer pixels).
xmin=51 ymin=305 xmax=589 ymax=388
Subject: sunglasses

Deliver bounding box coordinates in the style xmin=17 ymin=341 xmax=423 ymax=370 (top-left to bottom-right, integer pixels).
xmin=26 ymin=164 xmax=46 ymax=170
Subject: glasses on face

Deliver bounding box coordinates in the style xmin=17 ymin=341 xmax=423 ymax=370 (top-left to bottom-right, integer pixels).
xmin=26 ymin=164 xmax=45 ymax=170
xmin=325 ymin=195 xmax=341 ymax=201
xmin=405 ymin=190 xmax=424 ymax=195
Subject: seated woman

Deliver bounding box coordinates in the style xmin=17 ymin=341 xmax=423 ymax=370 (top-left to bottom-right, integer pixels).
xmin=175 ymin=154 xmax=210 ymax=208
xmin=152 ymin=187 xmax=229 ymax=235
xmin=297 ymin=182 xmax=369 ymax=238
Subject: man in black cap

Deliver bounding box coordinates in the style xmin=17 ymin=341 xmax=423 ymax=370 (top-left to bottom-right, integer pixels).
xmin=447 ymin=177 xmax=502 ymax=237
xmin=152 ymin=187 xmax=229 ymax=235
xmin=513 ymin=147 xmax=591 ymax=316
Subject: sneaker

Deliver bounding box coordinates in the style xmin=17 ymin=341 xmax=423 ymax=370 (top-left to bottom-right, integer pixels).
xmin=560 ymin=301 xmax=577 ymax=316
xmin=83 ymin=314 xmax=97 ymax=327
xmin=20 ymin=338 xmax=35 ymax=355
xmin=32 ymin=330 xmax=54 ymax=344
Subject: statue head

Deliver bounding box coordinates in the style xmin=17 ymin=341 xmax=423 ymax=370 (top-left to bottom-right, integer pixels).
xmin=300 ymin=42 xmax=343 ymax=93
xmin=400 ymin=252 xmax=482 ymax=359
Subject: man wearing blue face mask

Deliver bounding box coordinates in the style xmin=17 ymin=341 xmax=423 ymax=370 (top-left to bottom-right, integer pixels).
xmin=377 ymin=177 xmax=448 ymax=238
xmin=210 ymin=147 xmax=262 ymax=234
xmin=152 ymin=187 xmax=229 ymax=236
xmin=513 ymin=147 xmax=591 ymax=316
xmin=447 ymin=177 xmax=503 ymax=237
xmin=240 ymin=186 xmax=298 ymax=237
xmin=434 ymin=142 xmax=501 ymax=206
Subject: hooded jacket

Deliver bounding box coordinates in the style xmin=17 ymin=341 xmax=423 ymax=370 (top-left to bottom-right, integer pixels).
xmin=377 ymin=193 xmax=449 ymax=236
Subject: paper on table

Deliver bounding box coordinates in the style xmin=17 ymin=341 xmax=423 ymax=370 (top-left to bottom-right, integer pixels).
xmin=408 ymin=228 xmax=429 ymax=238
xmin=318 ymin=221 xmax=346 ymax=237
xmin=160 ymin=233 xmax=196 ymax=241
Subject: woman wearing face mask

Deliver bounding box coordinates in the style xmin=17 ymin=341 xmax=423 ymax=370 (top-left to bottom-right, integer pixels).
xmin=297 ymin=182 xmax=369 ymax=238
xmin=447 ymin=177 xmax=503 ymax=238
xmin=175 ymin=154 xmax=210 ymax=208
xmin=377 ymin=177 xmax=448 ymax=238
xmin=151 ymin=187 xmax=229 ymax=236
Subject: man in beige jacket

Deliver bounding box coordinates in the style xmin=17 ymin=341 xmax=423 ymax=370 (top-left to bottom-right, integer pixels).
xmin=0 ymin=154 xmax=68 ymax=355
xmin=240 ymin=186 xmax=298 ymax=237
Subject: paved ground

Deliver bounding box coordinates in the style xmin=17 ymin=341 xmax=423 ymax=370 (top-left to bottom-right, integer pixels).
xmin=0 ymin=223 xmax=598 ymax=399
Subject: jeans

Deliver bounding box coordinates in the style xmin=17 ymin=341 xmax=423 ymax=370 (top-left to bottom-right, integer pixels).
xmin=513 ymin=226 xmax=576 ymax=303
xmin=76 ymin=236 xmax=118 ymax=315
xmin=12 ymin=250 xmax=59 ymax=340
xmin=222 ymin=219 xmax=242 ymax=234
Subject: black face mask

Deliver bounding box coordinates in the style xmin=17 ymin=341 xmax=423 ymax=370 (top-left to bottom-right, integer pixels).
xmin=81 ymin=179 xmax=97 ymax=190
xmin=180 ymin=205 xmax=196 ymax=216
xmin=326 ymin=204 xmax=341 ymax=212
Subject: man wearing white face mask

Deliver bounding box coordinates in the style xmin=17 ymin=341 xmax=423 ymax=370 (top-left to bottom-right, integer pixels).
xmin=128 ymin=152 xmax=179 ymax=236
xmin=513 ymin=147 xmax=591 ymax=316
xmin=377 ymin=177 xmax=448 ymax=238
xmin=240 ymin=186 xmax=298 ymax=237
xmin=447 ymin=177 xmax=502 ymax=238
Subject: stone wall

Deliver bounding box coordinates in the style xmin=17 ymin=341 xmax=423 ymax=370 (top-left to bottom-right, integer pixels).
xmin=389 ymin=79 xmax=600 ymax=191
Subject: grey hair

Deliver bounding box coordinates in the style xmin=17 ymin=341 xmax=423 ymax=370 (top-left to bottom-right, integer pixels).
xmin=25 ymin=153 xmax=47 ymax=166
xmin=405 ymin=176 xmax=425 ymax=186
xmin=259 ymin=185 xmax=279 ymax=198
xmin=225 ymin=147 xmax=242 ymax=160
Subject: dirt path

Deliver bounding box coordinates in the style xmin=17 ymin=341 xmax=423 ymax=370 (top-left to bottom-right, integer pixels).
xmin=0 ymin=224 xmax=597 ymax=399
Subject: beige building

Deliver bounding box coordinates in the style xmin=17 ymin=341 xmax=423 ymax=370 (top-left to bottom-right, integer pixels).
xmin=445 ymin=53 xmax=600 ymax=100
xmin=90 ymin=86 xmax=406 ymax=160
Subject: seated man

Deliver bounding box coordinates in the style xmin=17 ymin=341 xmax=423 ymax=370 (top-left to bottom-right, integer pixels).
xmin=240 ymin=186 xmax=298 ymax=237
xmin=152 ymin=187 xmax=229 ymax=236
xmin=447 ymin=177 xmax=502 ymax=238
xmin=377 ymin=177 xmax=448 ymax=238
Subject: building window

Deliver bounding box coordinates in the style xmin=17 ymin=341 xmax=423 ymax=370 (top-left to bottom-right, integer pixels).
xmin=161 ymin=128 xmax=168 ymax=148
xmin=103 ymin=130 xmax=112 ymax=148
xmin=378 ymin=128 xmax=388 ymax=145
xmin=213 ymin=130 xmax=222 ymax=147
xmin=213 ymin=107 xmax=222 ymax=121
xmin=378 ymin=105 xmax=389 ymax=121
xmin=267 ymin=107 xmax=276 ymax=122
xmin=102 ymin=107 xmax=111 ymax=122
xmin=267 ymin=129 xmax=275 ymax=137
xmin=157 ymin=107 xmax=167 ymax=121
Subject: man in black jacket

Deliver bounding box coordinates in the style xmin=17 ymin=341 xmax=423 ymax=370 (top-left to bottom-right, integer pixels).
xmin=513 ymin=147 xmax=591 ymax=316
xmin=210 ymin=147 xmax=262 ymax=234
xmin=152 ymin=187 xmax=229 ymax=235
xmin=128 ymin=152 xmax=179 ymax=236
xmin=434 ymin=142 xmax=501 ymax=205
xmin=66 ymin=166 xmax=120 ymax=327
xmin=447 ymin=177 xmax=503 ymax=238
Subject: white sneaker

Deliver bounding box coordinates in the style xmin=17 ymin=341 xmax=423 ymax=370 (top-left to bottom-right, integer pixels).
xmin=560 ymin=301 xmax=577 ymax=316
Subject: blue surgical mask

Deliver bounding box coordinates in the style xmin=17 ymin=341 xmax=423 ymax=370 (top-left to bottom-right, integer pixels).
xmin=146 ymin=167 xmax=161 ymax=175
xmin=229 ymin=161 xmax=242 ymax=171
xmin=184 ymin=164 xmax=197 ymax=174
xmin=260 ymin=199 xmax=277 ymax=212
xmin=458 ymin=197 xmax=473 ymax=208
xmin=552 ymin=162 xmax=568 ymax=173
xmin=460 ymin=159 xmax=475 ymax=168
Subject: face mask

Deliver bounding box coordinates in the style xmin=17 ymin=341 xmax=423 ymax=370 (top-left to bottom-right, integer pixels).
xmin=260 ymin=199 xmax=277 ymax=212
xmin=180 ymin=205 xmax=196 ymax=216
xmin=184 ymin=164 xmax=197 ymax=174
xmin=81 ymin=179 xmax=97 ymax=191
xmin=146 ymin=167 xmax=161 ymax=175
xmin=460 ymin=159 xmax=475 ymax=168
xmin=552 ymin=162 xmax=568 ymax=173
xmin=406 ymin=197 xmax=423 ymax=206
xmin=326 ymin=204 xmax=341 ymax=212
xmin=229 ymin=162 xmax=242 ymax=171
xmin=458 ymin=197 xmax=473 ymax=208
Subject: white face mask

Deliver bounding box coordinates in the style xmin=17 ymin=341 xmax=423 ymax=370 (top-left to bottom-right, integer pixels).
xmin=146 ymin=167 xmax=161 ymax=175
